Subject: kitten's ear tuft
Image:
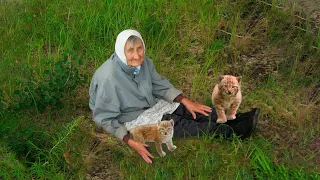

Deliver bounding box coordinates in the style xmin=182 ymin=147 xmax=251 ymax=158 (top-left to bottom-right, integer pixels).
xmin=219 ymin=75 xmax=224 ymax=82
xmin=237 ymin=76 xmax=242 ymax=83
xmin=158 ymin=120 xmax=161 ymax=127
xmin=170 ymin=119 xmax=174 ymax=126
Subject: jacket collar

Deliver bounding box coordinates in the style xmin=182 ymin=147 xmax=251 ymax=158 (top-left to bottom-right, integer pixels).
xmin=114 ymin=53 xmax=137 ymax=76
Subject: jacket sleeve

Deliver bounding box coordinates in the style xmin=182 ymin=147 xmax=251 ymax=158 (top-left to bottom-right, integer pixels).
xmin=90 ymin=78 xmax=128 ymax=141
xmin=149 ymin=59 xmax=182 ymax=103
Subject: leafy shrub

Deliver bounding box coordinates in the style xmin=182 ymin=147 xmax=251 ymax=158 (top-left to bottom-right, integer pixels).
xmin=7 ymin=50 xmax=88 ymax=111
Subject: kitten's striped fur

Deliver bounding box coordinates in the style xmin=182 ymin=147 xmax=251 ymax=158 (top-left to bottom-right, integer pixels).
xmin=130 ymin=119 xmax=176 ymax=157
xmin=212 ymin=75 xmax=242 ymax=123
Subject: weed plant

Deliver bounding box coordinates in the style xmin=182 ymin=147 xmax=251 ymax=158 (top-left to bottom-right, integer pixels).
xmin=0 ymin=50 xmax=88 ymax=112
xmin=0 ymin=0 xmax=319 ymax=179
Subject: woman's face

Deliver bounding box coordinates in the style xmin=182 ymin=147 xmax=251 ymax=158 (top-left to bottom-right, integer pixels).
xmin=124 ymin=39 xmax=145 ymax=67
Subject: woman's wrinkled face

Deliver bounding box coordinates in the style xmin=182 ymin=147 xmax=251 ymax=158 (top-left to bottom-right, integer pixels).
xmin=124 ymin=39 xmax=144 ymax=67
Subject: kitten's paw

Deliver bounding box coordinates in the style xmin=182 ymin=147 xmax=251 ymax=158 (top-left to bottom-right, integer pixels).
xmin=169 ymin=145 xmax=177 ymax=152
xmin=216 ymin=118 xmax=227 ymax=123
xmin=159 ymin=151 xmax=166 ymax=157
xmin=226 ymin=115 xmax=236 ymax=120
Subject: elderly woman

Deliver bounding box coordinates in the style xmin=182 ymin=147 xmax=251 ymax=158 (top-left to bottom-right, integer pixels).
xmin=89 ymin=29 xmax=259 ymax=163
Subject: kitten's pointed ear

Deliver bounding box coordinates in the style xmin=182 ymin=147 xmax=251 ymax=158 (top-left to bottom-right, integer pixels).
xmin=170 ymin=119 xmax=174 ymax=126
xmin=219 ymin=75 xmax=224 ymax=82
xmin=237 ymin=76 xmax=242 ymax=83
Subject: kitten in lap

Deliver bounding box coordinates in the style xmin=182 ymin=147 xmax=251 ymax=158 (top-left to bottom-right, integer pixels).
xmin=212 ymin=75 xmax=242 ymax=123
xmin=130 ymin=119 xmax=176 ymax=157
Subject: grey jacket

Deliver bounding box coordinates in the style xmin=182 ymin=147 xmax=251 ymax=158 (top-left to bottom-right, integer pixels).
xmin=89 ymin=53 xmax=182 ymax=140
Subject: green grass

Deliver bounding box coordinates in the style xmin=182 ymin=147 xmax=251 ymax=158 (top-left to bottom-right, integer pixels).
xmin=1 ymin=0 xmax=320 ymax=179
xmin=114 ymin=137 xmax=319 ymax=179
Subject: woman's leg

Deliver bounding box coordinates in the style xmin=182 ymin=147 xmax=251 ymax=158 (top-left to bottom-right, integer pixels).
xmin=162 ymin=104 xmax=260 ymax=139
xmin=162 ymin=104 xmax=233 ymax=137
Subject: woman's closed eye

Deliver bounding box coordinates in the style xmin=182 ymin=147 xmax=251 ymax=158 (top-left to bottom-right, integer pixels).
xmin=127 ymin=48 xmax=134 ymax=54
xmin=137 ymin=47 xmax=143 ymax=53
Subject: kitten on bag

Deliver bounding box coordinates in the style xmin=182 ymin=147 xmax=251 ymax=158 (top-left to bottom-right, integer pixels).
xmin=212 ymin=75 xmax=242 ymax=123
xmin=130 ymin=119 xmax=176 ymax=157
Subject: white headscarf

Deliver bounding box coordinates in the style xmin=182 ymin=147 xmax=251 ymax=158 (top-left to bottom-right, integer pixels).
xmin=115 ymin=29 xmax=145 ymax=66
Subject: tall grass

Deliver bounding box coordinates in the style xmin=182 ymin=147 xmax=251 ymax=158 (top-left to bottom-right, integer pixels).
xmin=113 ymin=137 xmax=319 ymax=179
xmin=0 ymin=111 xmax=86 ymax=179
xmin=1 ymin=0 xmax=319 ymax=179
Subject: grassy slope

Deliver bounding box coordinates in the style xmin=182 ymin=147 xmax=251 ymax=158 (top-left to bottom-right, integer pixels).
xmin=0 ymin=0 xmax=319 ymax=179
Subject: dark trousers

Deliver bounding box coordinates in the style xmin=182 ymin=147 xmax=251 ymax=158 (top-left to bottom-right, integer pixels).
xmin=162 ymin=104 xmax=246 ymax=138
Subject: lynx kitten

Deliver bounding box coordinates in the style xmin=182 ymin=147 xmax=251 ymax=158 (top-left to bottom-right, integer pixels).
xmin=212 ymin=75 xmax=242 ymax=123
xmin=130 ymin=119 xmax=176 ymax=157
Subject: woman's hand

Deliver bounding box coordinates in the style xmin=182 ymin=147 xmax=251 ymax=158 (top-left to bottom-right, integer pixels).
xmin=128 ymin=139 xmax=154 ymax=163
xmin=181 ymin=98 xmax=212 ymax=119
